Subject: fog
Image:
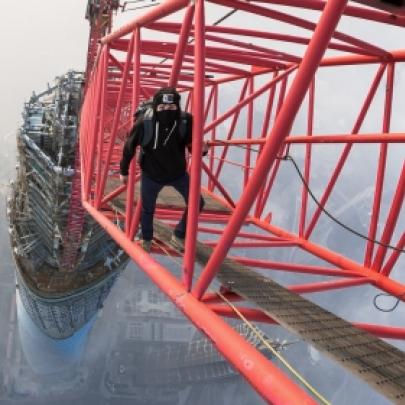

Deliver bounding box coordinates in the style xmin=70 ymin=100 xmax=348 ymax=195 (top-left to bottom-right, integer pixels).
xmin=0 ymin=1 xmax=404 ymax=404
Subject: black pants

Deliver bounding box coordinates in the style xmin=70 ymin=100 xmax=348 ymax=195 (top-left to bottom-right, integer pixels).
xmin=140 ymin=172 xmax=205 ymax=241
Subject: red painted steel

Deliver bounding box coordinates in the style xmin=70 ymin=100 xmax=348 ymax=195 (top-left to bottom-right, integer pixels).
xmin=125 ymin=28 xmax=141 ymax=235
xmin=193 ymin=0 xmax=350 ymax=299
xmin=372 ymin=162 xmax=405 ymax=272
xmin=304 ymin=63 xmax=387 ymax=240
xmin=382 ymin=232 xmax=405 ymax=277
xmin=364 ymin=63 xmax=394 ymax=267
xmin=83 ymin=201 xmax=316 ymax=404
xmin=78 ymin=0 xmax=405 ymax=402
xmin=183 ymin=0 xmax=206 ymax=290
xmin=169 ymin=5 xmax=195 ymax=87
xmin=210 ymin=305 xmax=405 ymax=339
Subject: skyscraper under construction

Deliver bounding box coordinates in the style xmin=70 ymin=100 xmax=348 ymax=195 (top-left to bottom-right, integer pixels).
xmin=8 ymin=71 xmax=129 ymax=341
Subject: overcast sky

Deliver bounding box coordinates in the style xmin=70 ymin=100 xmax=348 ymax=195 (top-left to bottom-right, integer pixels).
xmin=0 ymin=1 xmax=88 ymax=135
xmin=0 ymin=1 xmax=404 ymax=404
xmin=1 ymin=0 xmax=404 ymax=134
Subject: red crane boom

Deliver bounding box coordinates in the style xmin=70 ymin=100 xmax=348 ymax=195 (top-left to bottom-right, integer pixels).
xmin=78 ymin=1 xmax=405 ymax=402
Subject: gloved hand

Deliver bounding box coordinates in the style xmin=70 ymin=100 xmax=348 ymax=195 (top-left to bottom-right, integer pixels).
xmin=202 ymin=141 xmax=209 ymax=156
xmin=119 ymin=174 xmax=128 ymax=185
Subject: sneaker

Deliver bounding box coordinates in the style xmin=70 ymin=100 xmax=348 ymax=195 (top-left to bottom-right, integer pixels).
xmin=170 ymin=233 xmax=185 ymax=252
xmin=140 ymin=239 xmax=152 ymax=253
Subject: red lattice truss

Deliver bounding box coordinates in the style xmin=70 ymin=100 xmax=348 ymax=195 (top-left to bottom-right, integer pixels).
xmin=79 ymin=1 xmax=405 ymax=403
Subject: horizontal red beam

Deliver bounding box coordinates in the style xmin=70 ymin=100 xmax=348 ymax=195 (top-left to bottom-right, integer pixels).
xmin=355 ymin=323 xmax=405 ymax=340
xmin=253 ymin=0 xmax=405 ymax=27
xmin=208 ymin=133 xmax=405 ymax=146
xmin=209 ymin=305 xmax=405 ymax=340
xmin=231 ymin=256 xmax=365 ymax=278
xmin=204 ymin=240 xmax=300 ymax=248
xmin=83 ymin=201 xmax=316 ymax=404
xmin=251 ymin=218 xmax=405 ymax=299
xmin=198 ymin=226 xmax=289 ymax=242
xmin=201 ymin=277 xmax=368 ymax=303
xmin=320 ymin=48 xmax=405 ymax=65
xmin=101 ymin=0 xmax=189 ymax=44
xmin=210 ymin=0 xmax=388 ymax=58
xmin=101 ymin=184 xmax=128 ymax=205
xmin=288 ymin=277 xmax=370 ymax=293
xmin=149 ymin=21 xmax=375 ymax=56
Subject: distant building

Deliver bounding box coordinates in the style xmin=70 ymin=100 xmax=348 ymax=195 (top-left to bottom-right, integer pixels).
xmin=8 ymin=72 xmax=128 ymax=358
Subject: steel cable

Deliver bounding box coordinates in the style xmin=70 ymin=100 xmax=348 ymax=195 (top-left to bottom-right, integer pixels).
xmin=213 ymin=139 xmax=404 ymax=254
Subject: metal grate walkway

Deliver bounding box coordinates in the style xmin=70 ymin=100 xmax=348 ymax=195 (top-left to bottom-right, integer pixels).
xmin=215 ymin=263 xmax=405 ymax=404
xmin=153 ymin=220 xmax=405 ymax=404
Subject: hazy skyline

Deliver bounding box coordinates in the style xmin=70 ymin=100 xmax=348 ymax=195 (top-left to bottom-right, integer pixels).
xmin=1 ymin=2 xmax=404 ymax=404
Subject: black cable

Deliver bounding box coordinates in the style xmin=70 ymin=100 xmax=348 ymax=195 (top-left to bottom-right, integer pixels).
xmin=212 ymin=8 xmax=239 ymax=26
xmin=128 ymin=2 xmax=403 ymax=255
xmin=282 ymin=154 xmax=404 ymax=254
xmin=121 ymin=0 xmax=159 ymax=13
xmin=373 ymin=292 xmax=405 ymax=312
xmin=213 ymin=139 xmax=404 ymax=254
xmin=158 ymin=4 xmax=241 ymax=65
xmin=128 ymin=2 xmax=405 ymax=313
xmin=215 ymin=139 xmax=405 ymax=312
xmin=123 ymin=4 xmax=160 ymax=12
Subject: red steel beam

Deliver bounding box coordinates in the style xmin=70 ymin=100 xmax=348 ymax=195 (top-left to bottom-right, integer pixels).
xmin=197 ymin=226 xmax=288 ymax=242
xmin=254 ymin=0 xmax=405 ymax=27
xmin=209 ymin=305 xmax=405 ymax=340
xmin=304 ymin=63 xmax=387 ymax=240
xmin=209 ymin=133 xmax=405 ymax=145
xmin=125 ymin=28 xmax=141 ymax=235
xmin=204 ymin=240 xmax=300 ymax=248
xmin=83 ymin=201 xmax=316 ymax=405
xmin=251 ymin=76 xmax=288 ymax=219
xmin=183 ymin=0 xmax=206 ymax=290
xmin=254 ymin=72 xmax=278 ymax=218
xmin=381 ymin=232 xmax=405 ymax=277
xmin=372 ymin=162 xmax=405 ymax=272
xmin=101 ymin=0 xmax=189 ymax=44
xmin=209 ymin=0 xmax=388 ymax=57
xmin=204 ymin=67 xmax=296 ymax=135
xmin=95 ymin=34 xmax=135 ymax=208
xmin=299 ymin=78 xmax=314 ymax=236
xmin=230 ymin=256 xmax=366 ymax=278
xmin=194 ymin=0 xmax=350 ymax=299
xmin=252 ymin=218 xmax=405 ymax=300
xmin=149 ymin=21 xmax=379 ymax=56
xmin=212 ymin=78 xmax=249 ymax=184
xmin=365 ymin=63 xmax=394 ymax=267
xmin=79 ymin=1 xmax=405 ymax=402
xmin=244 ymin=77 xmax=254 ymax=187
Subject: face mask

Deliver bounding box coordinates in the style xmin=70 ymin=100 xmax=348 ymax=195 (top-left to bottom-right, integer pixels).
xmin=156 ymin=109 xmax=178 ymax=126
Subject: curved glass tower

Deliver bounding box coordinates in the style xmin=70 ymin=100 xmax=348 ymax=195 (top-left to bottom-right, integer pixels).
xmin=8 ymin=72 xmax=128 ymax=355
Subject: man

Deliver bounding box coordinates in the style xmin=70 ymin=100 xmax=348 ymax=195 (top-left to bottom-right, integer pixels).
xmin=119 ymin=87 xmax=208 ymax=252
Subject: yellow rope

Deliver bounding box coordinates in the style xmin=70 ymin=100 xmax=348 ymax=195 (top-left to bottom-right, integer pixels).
xmin=217 ymin=291 xmax=331 ymax=405
xmin=151 ymin=239 xmax=331 ymax=405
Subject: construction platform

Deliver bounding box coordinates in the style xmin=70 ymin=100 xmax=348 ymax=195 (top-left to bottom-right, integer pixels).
xmin=107 ymin=181 xmax=405 ymax=403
